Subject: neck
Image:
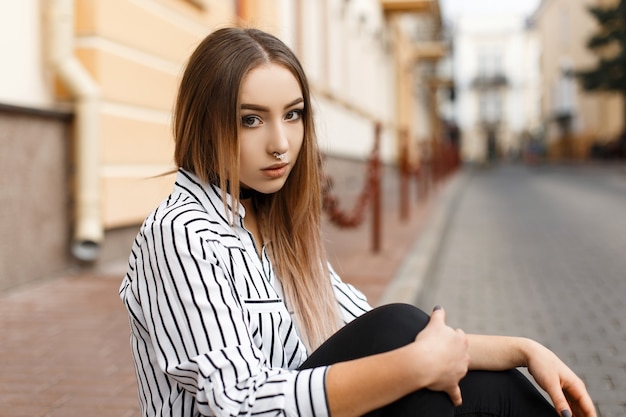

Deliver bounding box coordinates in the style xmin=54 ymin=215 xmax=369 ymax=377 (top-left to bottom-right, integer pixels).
xmin=240 ymin=198 xmax=255 ymax=216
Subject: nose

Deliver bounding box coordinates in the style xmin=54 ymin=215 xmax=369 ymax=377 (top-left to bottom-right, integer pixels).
xmin=268 ymin=120 xmax=289 ymax=156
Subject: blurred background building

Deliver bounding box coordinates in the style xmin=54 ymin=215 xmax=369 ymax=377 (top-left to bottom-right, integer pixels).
xmin=444 ymin=0 xmax=625 ymax=164
xmin=532 ymin=0 xmax=624 ymax=160
xmin=450 ymin=13 xmax=541 ymax=163
xmin=2 ymin=0 xmax=624 ymax=292
xmin=0 ymin=0 xmax=447 ymax=291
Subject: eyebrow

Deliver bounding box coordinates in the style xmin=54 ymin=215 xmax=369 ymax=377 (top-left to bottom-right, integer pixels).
xmin=240 ymin=97 xmax=304 ymax=112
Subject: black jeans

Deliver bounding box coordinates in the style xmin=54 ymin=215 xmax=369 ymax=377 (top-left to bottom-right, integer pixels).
xmin=299 ymin=303 xmax=559 ymax=417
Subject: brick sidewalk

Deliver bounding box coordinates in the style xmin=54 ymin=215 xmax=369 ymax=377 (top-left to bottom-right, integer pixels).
xmin=0 ymin=157 xmax=445 ymax=416
xmin=0 ymin=274 xmax=139 ymax=417
xmin=321 ymin=157 xmax=436 ymax=306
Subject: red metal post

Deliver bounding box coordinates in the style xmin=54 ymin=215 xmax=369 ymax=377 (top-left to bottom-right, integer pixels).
xmin=371 ymin=122 xmax=382 ymax=253
xmin=399 ymin=129 xmax=410 ymax=221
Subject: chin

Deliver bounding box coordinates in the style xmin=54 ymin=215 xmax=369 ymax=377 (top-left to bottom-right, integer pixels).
xmin=259 ymin=187 xmax=284 ymax=195
xmin=242 ymin=177 xmax=288 ymax=196
xmin=258 ymin=181 xmax=287 ymax=195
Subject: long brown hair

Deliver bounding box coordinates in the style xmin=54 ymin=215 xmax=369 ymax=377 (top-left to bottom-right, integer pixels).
xmin=173 ymin=27 xmax=340 ymax=350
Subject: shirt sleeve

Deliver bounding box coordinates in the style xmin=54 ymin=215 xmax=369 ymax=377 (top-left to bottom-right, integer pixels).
xmin=328 ymin=264 xmax=372 ymax=324
xmin=130 ymin=213 xmax=331 ymax=417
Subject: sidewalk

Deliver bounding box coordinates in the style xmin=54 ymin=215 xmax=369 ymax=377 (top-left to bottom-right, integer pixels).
xmin=321 ymin=156 xmax=449 ymax=306
xmin=0 ymin=157 xmax=463 ymax=417
xmin=416 ymin=164 xmax=626 ymax=417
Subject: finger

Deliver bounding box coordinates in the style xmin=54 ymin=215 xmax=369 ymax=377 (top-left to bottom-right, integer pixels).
xmin=543 ymin=384 xmax=572 ymax=417
xmin=430 ymin=305 xmax=446 ymax=322
xmin=447 ymin=385 xmax=463 ymax=407
xmin=564 ymin=382 xmax=597 ymax=417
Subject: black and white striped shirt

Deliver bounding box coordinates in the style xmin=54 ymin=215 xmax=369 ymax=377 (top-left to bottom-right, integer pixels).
xmin=119 ymin=169 xmax=371 ymax=417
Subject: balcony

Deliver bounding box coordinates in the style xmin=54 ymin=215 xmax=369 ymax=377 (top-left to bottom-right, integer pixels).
xmin=471 ymin=74 xmax=509 ymax=89
xmin=381 ymin=0 xmax=438 ymax=13
xmin=411 ymin=41 xmax=447 ymax=61
xmin=381 ymin=0 xmax=441 ymax=23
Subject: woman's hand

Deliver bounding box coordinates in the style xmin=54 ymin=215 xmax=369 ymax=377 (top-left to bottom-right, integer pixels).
xmin=412 ymin=307 xmax=470 ymax=406
xmin=468 ymin=334 xmax=597 ymax=417
xmin=524 ymin=340 xmax=597 ymax=417
xmin=326 ymin=306 xmax=470 ymax=417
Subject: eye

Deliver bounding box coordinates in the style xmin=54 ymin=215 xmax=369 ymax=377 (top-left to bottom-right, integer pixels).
xmin=285 ymin=109 xmax=303 ymax=122
xmin=241 ymin=115 xmax=262 ymax=128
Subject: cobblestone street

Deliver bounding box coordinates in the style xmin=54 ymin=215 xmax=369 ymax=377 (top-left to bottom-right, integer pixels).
xmin=418 ymin=164 xmax=626 ymax=417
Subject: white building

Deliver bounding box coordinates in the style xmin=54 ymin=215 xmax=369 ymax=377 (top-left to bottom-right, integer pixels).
xmin=451 ymin=13 xmax=541 ymax=163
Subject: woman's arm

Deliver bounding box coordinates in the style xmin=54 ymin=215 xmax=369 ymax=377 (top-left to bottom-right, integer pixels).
xmin=467 ymin=334 xmax=531 ymax=370
xmin=467 ymin=334 xmax=597 ymax=417
xmin=325 ymin=308 xmax=470 ymax=417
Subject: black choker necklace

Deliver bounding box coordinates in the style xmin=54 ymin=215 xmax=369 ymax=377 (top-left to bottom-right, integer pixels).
xmin=239 ymin=186 xmax=256 ymax=199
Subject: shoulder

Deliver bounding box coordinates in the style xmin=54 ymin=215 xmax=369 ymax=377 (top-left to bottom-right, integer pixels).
xmin=140 ymin=189 xmax=241 ymax=251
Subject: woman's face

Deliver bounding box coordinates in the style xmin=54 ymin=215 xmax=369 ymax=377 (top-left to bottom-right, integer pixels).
xmin=238 ymin=63 xmax=305 ymax=195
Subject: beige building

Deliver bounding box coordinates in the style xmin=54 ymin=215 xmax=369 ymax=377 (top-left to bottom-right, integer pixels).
xmin=1 ymin=0 xmax=240 ymax=291
xmin=533 ymin=0 xmax=624 ymax=159
xmin=0 ymin=0 xmax=446 ymax=290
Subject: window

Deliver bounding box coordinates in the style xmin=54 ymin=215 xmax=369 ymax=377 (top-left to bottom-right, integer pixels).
xmin=477 ymin=48 xmax=503 ymax=78
xmin=479 ymin=91 xmax=502 ymax=123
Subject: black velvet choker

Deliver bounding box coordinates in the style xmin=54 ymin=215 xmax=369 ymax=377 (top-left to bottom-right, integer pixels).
xmin=239 ymin=186 xmax=256 ymax=199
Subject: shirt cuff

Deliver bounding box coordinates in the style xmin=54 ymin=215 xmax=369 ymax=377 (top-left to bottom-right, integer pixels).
xmin=284 ymin=366 xmax=331 ymax=417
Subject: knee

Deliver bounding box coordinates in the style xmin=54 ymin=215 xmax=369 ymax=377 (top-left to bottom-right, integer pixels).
xmin=365 ymin=303 xmax=430 ymax=346
xmin=373 ymin=303 xmax=430 ymax=326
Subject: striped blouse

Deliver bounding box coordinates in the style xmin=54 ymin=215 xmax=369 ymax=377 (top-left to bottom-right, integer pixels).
xmin=119 ymin=169 xmax=372 ymax=417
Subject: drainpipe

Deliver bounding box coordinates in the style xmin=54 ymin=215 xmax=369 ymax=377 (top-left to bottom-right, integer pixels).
xmin=48 ymin=0 xmax=102 ymax=261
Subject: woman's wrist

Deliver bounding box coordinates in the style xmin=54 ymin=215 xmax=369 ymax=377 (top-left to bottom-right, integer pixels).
xmin=467 ymin=334 xmax=537 ymax=370
xmin=516 ymin=337 xmax=543 ymax=368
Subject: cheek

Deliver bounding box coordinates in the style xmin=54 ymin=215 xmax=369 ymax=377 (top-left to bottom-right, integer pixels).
xmin=238 ymin=133 xmax=261 ymax=164
xmin=290 ymin=126 xmax=305 ymax=153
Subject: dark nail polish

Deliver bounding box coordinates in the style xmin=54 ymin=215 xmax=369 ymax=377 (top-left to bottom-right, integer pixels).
xmin=561 ymin=410 xmax=572 ymax=417
xmin=433 ymin=305 xmax=442 ymax=311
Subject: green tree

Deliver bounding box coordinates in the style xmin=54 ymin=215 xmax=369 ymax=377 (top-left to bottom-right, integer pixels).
xmin=577 ymin=0 xmax=626 ymax=125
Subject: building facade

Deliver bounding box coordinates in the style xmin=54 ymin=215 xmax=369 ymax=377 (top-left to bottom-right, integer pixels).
xmin=533 ymin=0 xmax=624 ymax=159
xmin=0 ymin=0 xmax=446 ymax=290
xmin=451 ymin=13 xmax=541 ymax=164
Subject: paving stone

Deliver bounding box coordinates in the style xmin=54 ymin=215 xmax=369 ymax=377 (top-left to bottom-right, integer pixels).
xmin=418 ymin=164 xmax=626 ymax=417
xmin=596 ymin=403 xmax=626 ymax=417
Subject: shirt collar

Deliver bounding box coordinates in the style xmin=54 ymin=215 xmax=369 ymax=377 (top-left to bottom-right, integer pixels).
xmin=175 ymin=168 xmax=246 ymax=221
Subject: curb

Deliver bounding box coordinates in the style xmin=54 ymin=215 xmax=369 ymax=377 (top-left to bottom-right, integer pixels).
xmin=377 ymin=169 xmax=470 ymax=307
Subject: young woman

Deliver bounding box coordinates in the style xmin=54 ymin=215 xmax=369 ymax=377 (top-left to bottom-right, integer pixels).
xmin=119 ymin=27 xmax=596 ymax=417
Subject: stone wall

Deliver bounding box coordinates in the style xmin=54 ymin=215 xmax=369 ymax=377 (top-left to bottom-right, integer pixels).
xmin=0 ymin=104 xmax=72 ymax=292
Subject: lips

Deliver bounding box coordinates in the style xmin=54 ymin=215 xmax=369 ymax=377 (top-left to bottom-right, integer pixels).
xmin=262 ymin=163 xmax=288 ymax=178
